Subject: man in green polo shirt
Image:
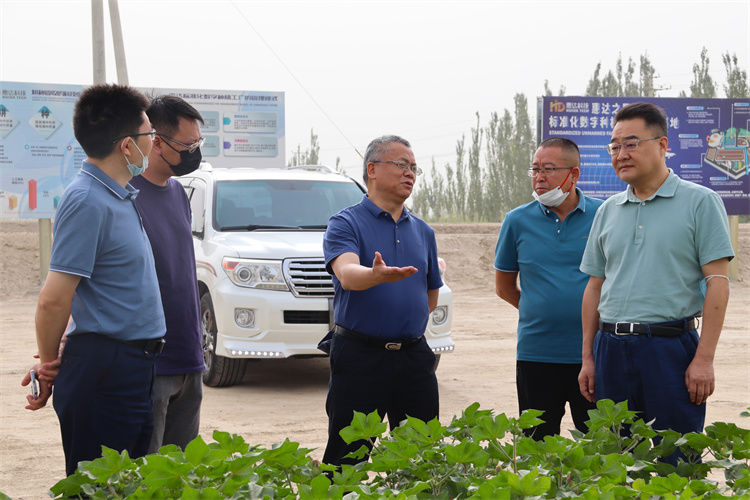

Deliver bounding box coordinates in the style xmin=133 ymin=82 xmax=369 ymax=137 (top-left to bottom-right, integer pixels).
xmin=578 ymin=102 xmax=734 ymax=465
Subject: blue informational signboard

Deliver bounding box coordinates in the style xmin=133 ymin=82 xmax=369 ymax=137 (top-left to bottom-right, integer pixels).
xmin=539 ymin=96 xmax=750 ymax=215
xmin=0 ymin=81 xmax=285 ymax=219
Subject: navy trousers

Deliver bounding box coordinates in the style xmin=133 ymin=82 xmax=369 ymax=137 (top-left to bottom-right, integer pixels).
xmin=53 ymin=333 xmax=157 ymax=476
xmin=594 ymin=328 xmax=705 ymax=465
xmin=516 ymin=360 xmax=595 ymax=439
xmin=322 ymin=333 xmax=439 ymax=467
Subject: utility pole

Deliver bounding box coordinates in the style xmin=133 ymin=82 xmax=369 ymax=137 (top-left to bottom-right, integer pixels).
xmin=92 ymin=0 xmax=106 ymax=84
xmin=108 ymin=0 xmax=129 ymax=85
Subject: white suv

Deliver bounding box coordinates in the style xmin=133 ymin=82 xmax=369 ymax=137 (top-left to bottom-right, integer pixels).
xmin=178 ymin=164 xmax=454 ymax=387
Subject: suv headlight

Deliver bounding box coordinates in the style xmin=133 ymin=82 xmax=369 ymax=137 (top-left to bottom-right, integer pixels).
xmin=222 ymin=257 xmax=289 ymax=291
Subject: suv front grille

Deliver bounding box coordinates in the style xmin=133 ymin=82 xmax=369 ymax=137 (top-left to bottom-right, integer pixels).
xmin=284 ymin=310 xmax=330 ymax=324
xmin=284 ymin=258 xmax=334 ymax=298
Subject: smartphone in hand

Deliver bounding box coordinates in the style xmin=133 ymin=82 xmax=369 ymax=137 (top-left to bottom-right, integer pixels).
xmin=29 ymin=369 xmax=39 ymax=400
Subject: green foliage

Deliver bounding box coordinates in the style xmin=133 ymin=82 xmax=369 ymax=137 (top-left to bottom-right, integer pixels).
xmin=288 ymin=128 xmax=321 ymax=167
xmin=690 ymin=47 xmax=717 ymax=98
xmin=585 ymin=52 xmax=658 ymax=97
xmin=40 ymin=401 xmax=750 ymax=499
xmin=723 ymin=52 xmax=750 ymax=98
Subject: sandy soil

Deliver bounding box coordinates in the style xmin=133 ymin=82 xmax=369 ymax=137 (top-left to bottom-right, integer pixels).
xmin=1 ymin=220 xmax=748 ymax=499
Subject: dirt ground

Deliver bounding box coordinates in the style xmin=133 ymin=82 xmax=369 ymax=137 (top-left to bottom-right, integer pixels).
xmin=1 ymin=220 xmax=748 ymax=499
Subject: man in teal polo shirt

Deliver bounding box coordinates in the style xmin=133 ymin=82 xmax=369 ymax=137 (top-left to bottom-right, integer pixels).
xmin=578 ymin=102 xmax=734 ymax=464
xmin=495 ymin=137 xmax=602 ymax=439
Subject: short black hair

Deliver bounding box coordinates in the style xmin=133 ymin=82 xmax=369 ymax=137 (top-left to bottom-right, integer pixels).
xmin=362 ymin=135 xmax=411 ymax=184
xmin=614 ymin=102 xmax=668 ymax=137
xmin=147 ymin=94 xmax=204 ymax=136
xmin=73 ymin=84 xmax=150 ymax=159
xmin=538 ymin=137 xmax=580 ymax=167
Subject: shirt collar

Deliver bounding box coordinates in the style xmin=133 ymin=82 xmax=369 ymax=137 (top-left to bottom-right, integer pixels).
xmin=80 ymin=160 xmax=139 ymax=200
xmin=620 ymin=168 xmax=677 ymax=204
xmin=361 ymin=194 xmax=410 ymax=222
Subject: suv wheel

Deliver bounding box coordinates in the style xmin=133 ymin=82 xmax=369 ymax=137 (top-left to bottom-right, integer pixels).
xmin=201 ymin=292 xmax=247 ymax=387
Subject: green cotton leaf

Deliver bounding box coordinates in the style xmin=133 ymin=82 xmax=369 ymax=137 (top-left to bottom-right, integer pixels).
xmin=49 ymin=470 xmax=97 ymax=498
xmin=379 ymin=437 xmax=420 ymax=463
xmin=308 ymin=473 xmax=333 ymax=499
xmin=561 ymin=444 xmax=585 ymax=468
xmin=141 ymin=460 xmax=194 ymax=489
xmin=80 ymin=447 xmax=134 ymax=483
xmin=517 ymin=409 xmax=545 ymax=430
xmin=681 ymin=432 xmax=718 ymax=455
xmin=586 ymin=399 xmax=638 ymax=431
xmin=504 ymin=468 xmax=551 ymax=497
xmin=180 ymin=485 xmax=224 ymax=499
xmin=393 ymin=415 xmax=446 ymax=446
xmin=451 ymin=402 xmax=493 ymax=428
xmin=468 ymin=481 xmax=511 ymax=500
xmin=628 ymin=418 xmax=658 ymax=440
xmin=331 ymin=465 xmax=368 ymax=486
xmin=595 ymin=453 xmax=630 ymax=483
xmin=640 ymin=473 xmax=689 ymax=495
xmin=445 ymin=440 xmax=489 ymax=467
xmin=184 ymin=435 xmax=211 ymax=467
xmin=262 ymin=439 xmax=311 ymax=469
xmin=343 ymin=444 xmax=370 ymax=462
xmin=471 ymin=414 xmax=511 ymax=442
xmin=211 ymin=430 xmax=250 ymax=454
xmin=339 ymin=410 xmax=387 ymax=444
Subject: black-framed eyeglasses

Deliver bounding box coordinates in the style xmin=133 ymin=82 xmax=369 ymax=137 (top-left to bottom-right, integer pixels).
xmin=158 ymin=134 xmax=205 ymax=153
xmin=371 ymin=160 xmax=423 ymax=176
xmin=606 ymin=137 xmax=661 ymax=155
xmin=111 ymin=129 xmax=156 ymax=144
xmin=527 ymin=166 xmax=573 ymax=177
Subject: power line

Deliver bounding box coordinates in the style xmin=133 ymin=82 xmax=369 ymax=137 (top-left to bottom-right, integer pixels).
xmin=230 ymin=1 xmax=363 ymax=159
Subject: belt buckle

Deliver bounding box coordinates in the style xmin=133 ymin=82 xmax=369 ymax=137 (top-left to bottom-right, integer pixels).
xmin=384 ymin=342 xmax=402 ymax=351
xmin=615 ymin=322 xmax=636 ymax=335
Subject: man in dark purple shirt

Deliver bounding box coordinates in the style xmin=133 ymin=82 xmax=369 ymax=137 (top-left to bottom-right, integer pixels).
xmin=131 ymin=95 xmax=205 ymax=453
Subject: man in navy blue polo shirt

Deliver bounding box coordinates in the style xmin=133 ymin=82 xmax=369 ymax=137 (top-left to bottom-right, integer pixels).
xmin=322 ymin=135 xmax=443 ymax=467
xmin=23 ymin=84 xmax=166 ymax=477
xmin=495 ymin=137 xmax=602 ymax=439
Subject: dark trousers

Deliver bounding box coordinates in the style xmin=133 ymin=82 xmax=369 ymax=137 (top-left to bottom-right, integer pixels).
xmin=53 ymin=333 xmax=157 ymax=476
xmin=322 ymin=333 xmax=439 ymax=467
xmin=594 ymin=329 xmax=705 ymax=465
xmin=516 ymin=360 xmax=595 ymax=439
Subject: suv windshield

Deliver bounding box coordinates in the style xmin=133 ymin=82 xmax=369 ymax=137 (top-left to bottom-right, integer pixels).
xmin=215 ymin=179 xmax=364 ymax=230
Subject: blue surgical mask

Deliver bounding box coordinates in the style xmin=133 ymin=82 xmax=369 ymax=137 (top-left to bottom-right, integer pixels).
xmin=123 ymin=138 xmax=149 ymax=177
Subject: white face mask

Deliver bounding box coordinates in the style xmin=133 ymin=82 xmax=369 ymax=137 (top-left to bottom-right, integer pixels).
xmin=532 ymin=186 xmax=569 ymax=207
xmin=123 ymin=138 xmax=149 ymax=177
xmin=532 ymin=169 xmax=573 ymax=207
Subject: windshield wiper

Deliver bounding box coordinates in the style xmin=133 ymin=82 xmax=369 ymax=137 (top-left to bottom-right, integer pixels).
xmin=298 ymin=224 xmax=328 ymax=229
xmin=220 ymin=224 xmax=302 ymax=231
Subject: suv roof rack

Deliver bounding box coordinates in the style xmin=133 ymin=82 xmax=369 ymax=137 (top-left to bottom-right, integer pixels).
xmin=287 ymin=164 xmax=334 ymax=173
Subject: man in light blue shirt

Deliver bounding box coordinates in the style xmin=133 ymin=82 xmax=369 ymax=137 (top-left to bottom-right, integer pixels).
xmin=495 ymin=138 xmax=602 ymax=439
xmin=23 ymin=84 xmax=166 ymax=477
xmin=578 ymin=102 xmax=734 ymax=465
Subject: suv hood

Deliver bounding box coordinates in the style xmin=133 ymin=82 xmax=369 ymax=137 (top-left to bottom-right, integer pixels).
xmin=212 ymin=231 xmax=325 ymax=260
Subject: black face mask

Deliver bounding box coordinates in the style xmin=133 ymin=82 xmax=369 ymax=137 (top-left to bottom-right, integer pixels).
xmin=160 ymin=137 xmax=202 ymax=176
xmin=163 ymin=148 xmax=202 ymax=176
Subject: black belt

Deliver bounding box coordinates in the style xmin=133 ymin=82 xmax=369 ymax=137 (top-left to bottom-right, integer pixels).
xmin=334 ymin=325 xmax=422 ymax=350
xmin=600 ymin=318 xmax=696 ymax=337
xmin=119 ymin=337 xmax=166 ymax=353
